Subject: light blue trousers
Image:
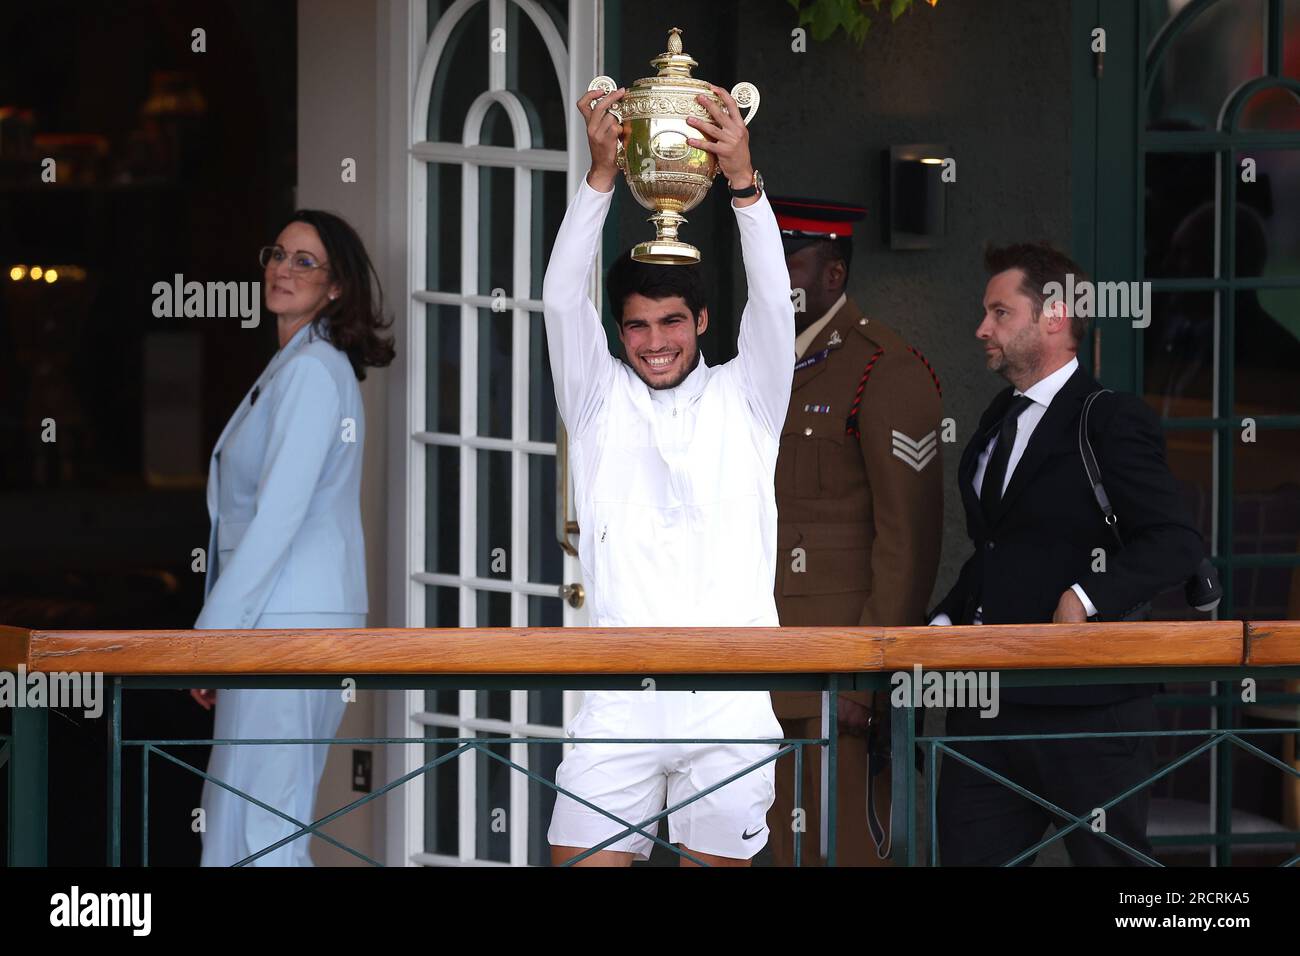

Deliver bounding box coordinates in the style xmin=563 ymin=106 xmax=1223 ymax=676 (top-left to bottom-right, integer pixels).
xmin=199 ymin=612 xmax=363 ymax=867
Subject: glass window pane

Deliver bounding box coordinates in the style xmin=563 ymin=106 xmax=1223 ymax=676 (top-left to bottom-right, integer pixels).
xmin=425 ymin=304 xmax=460 ymax=433
xmin=1234 ymin=290 xmax=1300 ymax=416
xmin=422 ymin=629 xmax=461 ymax=859
xmin=1132 ymin=424 xmax=1208 ymax=635
xmin=423 ymin=584 xmax=459 ymax=627
xmin=528 ymin=739 xmax=561 ymax=866
xmin=1143 ymin=291 xmax=1217 ymax=418
xmin=1234 ymin=151 xmax=1300 ymax=278
xmin=481 ymin=102 xmax=516 ymax=148
xmin=422 ymin=674 xmax=461 ymax=859
xmin=1145 ymin=152 xmax=1216 ymax=279
xmin=422 ymin=734 xmax=459 ymax=858
xmin=1147 ymin=0 xmax=1265 ymax=131
xmin=426 ymin=163 xmax=462 ymax=293
xmin=1161 ymin=428 xmax=1216 ymax=546
xmin=527 ymin=454 xmax=560 ymax=585
xmin=533 ymin=171 xmax=570 ymax=300
xmin=429 ymin=1 xmax=489 ymax=142
xmin=476 ymin=450 xmax=512 ymax=579
xmin=478 ymin=165 xmax=515 ymax=297
xmin=478 ymin=308 xmax=513 ymax=438
xmin=529 ymin=312 xmax=557 ymax=443
xmin=528 ymin=594 xmax=563 ymax=626
xmin=475 ymin=732 xmax=511 ymax=863
xmin=427 ymin=688 xmax=458 ymax=715
xmin=509 ymin=2 xmax=567 ymax=150
xmin=475 ymin=587 xmax=512 ymax=625
xmin=424 ymin=444 xmax=460 ymax=575
xmin=526 ymin=686 xmax=564 ymax=866
xmin=1232 ymin=566 xmax=1300 ymax=619
xmin=1239 ymin=86 xmax=1300 ymax=131
xmin=1233 ymin=429 xmax=1300 ymax=556
xmin=477 ymin=688 xmax=511 ymax=721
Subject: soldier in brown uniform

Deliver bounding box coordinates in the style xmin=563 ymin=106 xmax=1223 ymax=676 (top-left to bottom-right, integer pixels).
xmin=766 ymin=197 xmax=944 ymax=866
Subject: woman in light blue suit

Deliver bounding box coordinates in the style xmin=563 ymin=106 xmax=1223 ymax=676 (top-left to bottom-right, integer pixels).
xmin=192 ymin=211 xmax=394 ymax=866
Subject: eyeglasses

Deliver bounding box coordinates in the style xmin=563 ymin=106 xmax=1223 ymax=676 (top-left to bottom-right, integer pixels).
xmin=258 ymin=245 xmax=329 ymax=274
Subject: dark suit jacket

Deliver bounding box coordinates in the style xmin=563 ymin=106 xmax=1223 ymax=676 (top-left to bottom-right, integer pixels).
xmin=932 ymin=363 xmax=1204 ymax=705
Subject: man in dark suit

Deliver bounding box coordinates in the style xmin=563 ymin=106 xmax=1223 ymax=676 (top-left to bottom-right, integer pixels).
xmin=930 ymin=242 xmax=1203 ymax=866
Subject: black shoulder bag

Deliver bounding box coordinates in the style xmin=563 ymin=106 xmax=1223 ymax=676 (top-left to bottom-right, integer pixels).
xmin=1079 ymin=389 xmax=1222 ymax=617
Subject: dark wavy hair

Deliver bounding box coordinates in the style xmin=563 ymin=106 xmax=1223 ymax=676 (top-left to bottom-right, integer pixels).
xmin=605 ymin=249 xmax=708 ymax=326
xmin=984 ymin=241 xmax=1090 ymax=345
xmin=286 ymin=209 xmax=396 ymax=380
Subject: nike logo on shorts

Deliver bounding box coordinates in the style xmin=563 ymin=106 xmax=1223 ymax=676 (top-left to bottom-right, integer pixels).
xmin=741 ymin=825 xmax=765 ymax=840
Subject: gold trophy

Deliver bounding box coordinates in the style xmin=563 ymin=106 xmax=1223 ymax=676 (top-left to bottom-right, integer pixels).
xmin=589 ymin=27 xmax=759 ymax=265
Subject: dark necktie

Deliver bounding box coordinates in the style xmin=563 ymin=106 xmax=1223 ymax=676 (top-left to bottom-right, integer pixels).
xmin=980 ymin=394 xmax=1034 ymax=515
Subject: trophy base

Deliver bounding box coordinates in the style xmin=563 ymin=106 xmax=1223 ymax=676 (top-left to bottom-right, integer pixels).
xmin=631 ymin=239 xmax=701 ymax=265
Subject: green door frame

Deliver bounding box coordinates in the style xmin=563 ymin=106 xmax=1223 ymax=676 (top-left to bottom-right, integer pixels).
xmin=1072 ymin=0 xmax=1142 ymax=388
xmin=1073 ymin=0 xmax=1300 ymax=613
xmin=1073 ymin=0 xmax=1300 ymax=866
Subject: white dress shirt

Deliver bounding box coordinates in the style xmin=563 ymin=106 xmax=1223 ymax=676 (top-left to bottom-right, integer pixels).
xmin=541 ymin=179 xmax=795 ymax=627
xmin=930 ymin=356 xmax=1097 ymax=625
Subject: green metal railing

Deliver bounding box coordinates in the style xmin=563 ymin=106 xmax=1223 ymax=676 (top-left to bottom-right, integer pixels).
xmin=887 ymin=666 xmax=1300 ymax=867
xmin=102 ymin=673 xmax=843 ymax=868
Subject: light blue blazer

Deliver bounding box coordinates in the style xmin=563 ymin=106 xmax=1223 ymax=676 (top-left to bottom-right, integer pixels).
xmin=195 ymin=320 xmax=368 ymax=629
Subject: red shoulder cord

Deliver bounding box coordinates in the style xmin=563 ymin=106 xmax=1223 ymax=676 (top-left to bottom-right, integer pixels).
xmin=844 ymin=345 xmax=943 ymax=437
xmin=906 ymin=344 xmax=943 ymax=398
xmin=844 ymin=348 xmax=885 ymax=437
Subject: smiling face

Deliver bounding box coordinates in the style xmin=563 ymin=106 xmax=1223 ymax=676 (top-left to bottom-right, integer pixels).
xmin=616 ymin=293 xmax=709 ymax=390
xmin=264 ymin=221 xmax=341 ymax=325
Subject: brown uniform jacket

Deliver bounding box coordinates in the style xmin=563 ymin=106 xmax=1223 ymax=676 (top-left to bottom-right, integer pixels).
xmin=773 ymin=297 xmax=944 ymax=719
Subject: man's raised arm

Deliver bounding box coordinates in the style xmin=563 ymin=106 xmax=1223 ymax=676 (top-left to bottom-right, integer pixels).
xmin=687 ymin=84 xmax=794 ymax=437
xmin=541 ymin=88 xmax=626 ymax=438
xmin=731 ymin=191 xmax=795 ymax=437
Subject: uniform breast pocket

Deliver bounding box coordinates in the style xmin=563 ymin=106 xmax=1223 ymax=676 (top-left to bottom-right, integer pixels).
xmin=782 ymin=415 xmax=847 ymax=499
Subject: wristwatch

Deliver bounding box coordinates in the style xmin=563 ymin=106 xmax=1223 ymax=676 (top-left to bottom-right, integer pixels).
xmin=728 ymin=169 xmax=764 ymax=199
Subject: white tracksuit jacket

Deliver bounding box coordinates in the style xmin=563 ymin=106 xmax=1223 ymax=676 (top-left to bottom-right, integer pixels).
xmin=541 ymin=179 xmax=794 ymax=632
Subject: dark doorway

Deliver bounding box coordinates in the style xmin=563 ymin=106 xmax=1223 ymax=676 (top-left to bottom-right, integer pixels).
xmin=0 ymin=0 xmax=298 ymax=866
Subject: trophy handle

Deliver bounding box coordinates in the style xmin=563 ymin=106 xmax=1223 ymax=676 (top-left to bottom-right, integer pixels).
xmin=587 ymin=76 xmax=623 ymax=123
xmin=587 ymin=76 xmax=625 ymax=170
xmin=730 ymin=82 xmax=760 ymax=125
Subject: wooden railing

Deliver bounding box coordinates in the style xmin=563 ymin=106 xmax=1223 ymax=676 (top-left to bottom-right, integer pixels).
xmin=2 ymin=619 xmax=1288 ymax=674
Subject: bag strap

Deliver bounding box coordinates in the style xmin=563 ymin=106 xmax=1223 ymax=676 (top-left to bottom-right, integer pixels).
xmin=1079 ymin=389 xmax=1124 ymax=549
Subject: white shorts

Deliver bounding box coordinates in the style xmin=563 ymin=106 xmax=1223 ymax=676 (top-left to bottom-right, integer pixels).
xmin=547 ymin=690 xmax=783 ymax=862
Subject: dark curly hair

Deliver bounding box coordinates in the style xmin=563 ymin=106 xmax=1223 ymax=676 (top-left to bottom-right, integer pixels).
xmin=287 ymin=209 xmax=396 ymax=380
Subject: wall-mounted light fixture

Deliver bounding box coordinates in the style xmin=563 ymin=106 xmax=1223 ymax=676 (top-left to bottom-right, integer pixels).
xmin=888 ymin=143 xmax=951 ymax=250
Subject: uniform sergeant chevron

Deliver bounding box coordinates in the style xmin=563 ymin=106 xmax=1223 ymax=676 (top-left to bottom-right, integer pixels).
xmin=891 ymin=428 xmax=939 ymax=471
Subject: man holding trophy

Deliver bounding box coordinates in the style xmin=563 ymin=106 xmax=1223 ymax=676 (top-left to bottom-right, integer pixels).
xmin=542 ymin=33 xmax=794 ymax=866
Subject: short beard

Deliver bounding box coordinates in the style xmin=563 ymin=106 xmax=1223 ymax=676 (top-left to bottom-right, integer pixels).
xmin=994 ymin=327 xmax=1045 ymax=390
xmin=631 ymin=342 xmax=701 ymax=391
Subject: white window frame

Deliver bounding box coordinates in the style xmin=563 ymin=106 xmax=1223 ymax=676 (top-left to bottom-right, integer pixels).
xmin=381 ymin=0 xmax=601 ymax=868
